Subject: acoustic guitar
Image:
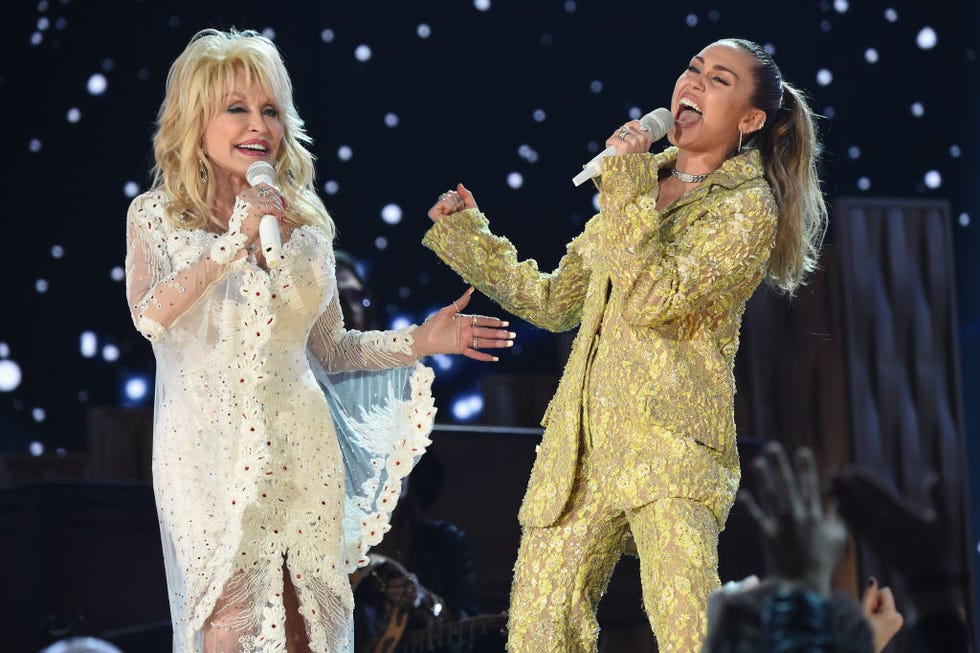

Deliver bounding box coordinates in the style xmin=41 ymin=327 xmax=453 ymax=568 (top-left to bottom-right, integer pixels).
xmin=351 ymin=554 xmax=507 ymax=653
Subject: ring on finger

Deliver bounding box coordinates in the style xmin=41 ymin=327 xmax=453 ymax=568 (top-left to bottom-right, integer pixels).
xmin=618 ymin=127 xmax=630 ymax=140
xmin=472 ymin=336 xmax=479 ymax=349
xmin=471 ymin=315 xmax=478 ymax=327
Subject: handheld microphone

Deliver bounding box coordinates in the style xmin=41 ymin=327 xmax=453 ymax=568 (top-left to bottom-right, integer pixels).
xmin=245 ymin=161 xmax=283 ymax=268
xmin=571 ymin=107 xmax=674 ymax=187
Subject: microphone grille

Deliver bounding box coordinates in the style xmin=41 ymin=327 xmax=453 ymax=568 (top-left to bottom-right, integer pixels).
xmin=245 ymin=160 xmax=276 ymax=186
xmin=640 ymin=107 xmax=674 ymax=140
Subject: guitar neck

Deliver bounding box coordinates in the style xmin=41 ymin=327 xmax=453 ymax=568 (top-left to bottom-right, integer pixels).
xmin=403 ymin=614 xmax=506 ymax=652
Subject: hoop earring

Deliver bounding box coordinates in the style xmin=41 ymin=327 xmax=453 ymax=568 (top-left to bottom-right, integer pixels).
xmin=198 ymin=158 xmax=208 ymax=185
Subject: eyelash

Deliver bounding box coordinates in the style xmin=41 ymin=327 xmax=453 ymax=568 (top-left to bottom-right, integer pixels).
xmin=227 ymin=106 xmax=280 ymax=117
xmin=686 ymin=65 xmax=730 ymax=86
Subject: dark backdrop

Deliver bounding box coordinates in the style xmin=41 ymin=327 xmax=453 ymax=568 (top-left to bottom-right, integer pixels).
xmin=1 ymin=0 xmax=978 ymax=627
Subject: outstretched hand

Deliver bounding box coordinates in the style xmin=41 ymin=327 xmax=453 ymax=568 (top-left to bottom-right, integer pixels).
xmin=428 ymin=183 xmax=479 ymax=222
xmin=738 ymin=443 xmax=847 ymax=595
xmin=413 ymin=287 xmax=515 ymax=361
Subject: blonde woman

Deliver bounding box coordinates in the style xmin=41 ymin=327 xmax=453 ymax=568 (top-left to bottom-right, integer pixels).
xmin=425 ymin=38 xmax=827 ymax=652
xmin=125 ymin=28 xmax=513 ymax=652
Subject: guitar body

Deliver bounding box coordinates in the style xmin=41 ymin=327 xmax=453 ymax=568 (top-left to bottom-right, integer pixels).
xmin=353 ymin=554 xmax=507 ymax=653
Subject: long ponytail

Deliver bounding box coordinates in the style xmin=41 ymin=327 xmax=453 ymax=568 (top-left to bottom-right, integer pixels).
xmin=728 ymin=39 xmax=828 ymax=296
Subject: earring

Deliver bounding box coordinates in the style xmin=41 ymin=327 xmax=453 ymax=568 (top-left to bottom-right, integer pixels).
xmin=198 ymin=158 xmax=208 ymax=185
xmin=738 ymin=130 xmax=743 ymax=152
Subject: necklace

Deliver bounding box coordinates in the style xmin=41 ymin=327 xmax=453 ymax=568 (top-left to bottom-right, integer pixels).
xmin=670 ymin=168 xmax=709 ymax=183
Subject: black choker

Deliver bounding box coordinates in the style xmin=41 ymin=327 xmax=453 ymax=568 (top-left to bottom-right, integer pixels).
xmin=670 ymin=168 xmax=709 ymax=183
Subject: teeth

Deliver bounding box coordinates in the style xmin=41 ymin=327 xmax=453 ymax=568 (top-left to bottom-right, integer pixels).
xmin=238 ymin=144 xmax=267 ymax=151
xmin=680 ymin=98 xmax=702 ymax=114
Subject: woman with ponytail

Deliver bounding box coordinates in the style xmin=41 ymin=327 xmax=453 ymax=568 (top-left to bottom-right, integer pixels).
xmin=423 ymin=38 xmax=825 ymax=652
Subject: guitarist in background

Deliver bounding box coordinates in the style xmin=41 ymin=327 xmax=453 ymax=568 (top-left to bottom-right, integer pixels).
xmin=352 ymin=453 xmax=492 ymax=653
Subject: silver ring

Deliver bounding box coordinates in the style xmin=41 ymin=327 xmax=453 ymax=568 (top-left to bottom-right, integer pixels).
xmin=438 ymin=192 xmax=448 ymax=202
xmin=471 ymin=315 xmax=478 ymax=327
xmin=472 ymin=336 xmax=478 ymax=348
xmin=256 ymin=187 xmax=274 ymax=198
xmin=618 ymin=127 xmax=630 ymax=140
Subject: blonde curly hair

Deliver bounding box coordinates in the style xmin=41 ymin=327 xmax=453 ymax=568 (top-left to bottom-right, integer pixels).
xmin=151 ymin=28 xmax=334 ymax=238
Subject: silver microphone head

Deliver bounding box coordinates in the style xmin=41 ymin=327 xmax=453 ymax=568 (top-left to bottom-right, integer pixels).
xmin=638 ymin=107 xmax=674 ymax=140
xmin=245 ymin=160 xmax=276 ymax=187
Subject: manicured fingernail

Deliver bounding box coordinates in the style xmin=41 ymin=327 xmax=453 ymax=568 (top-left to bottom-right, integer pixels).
xmin=506 ymin=341 xmax=514 ymax=347
xmin=500 ymin=321 xmax=509 ymax=327
xmin=492 ymin=356 xmax=499 ymax=362
xmin=509 ymin=332 xmax=517 ymax=338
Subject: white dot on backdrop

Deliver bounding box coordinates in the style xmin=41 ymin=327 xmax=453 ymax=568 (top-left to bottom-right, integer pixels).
xmin=354 ymin=44 xmax=372 ymax=62
xmin=507 ymin=172 xmax=524 ymax=189
xmin=865 ymin=48 xmax=879 ymax=64
xmin=824 ymin=106 xmax=836 ymax=119
xmin=125 ymin=377 xmax=148 ymax=402
xmin=67 ymin=107 xmax=81 ymax=123
xmin=820 ymin=20 xmax=832 ymax=32
xmin=381 ymin=204 xmax=403 ymax=225
xmin=924 ymin=170 xmax=942 ymax=189
xmin=917 ymin=27 xmax=937 ymax=50
xmin=764 ymin=43 xmax=776 ymax=55
xmin=337 ymin=145 xmax=352 ymax=161
xmin=390 ymin=315 xmax=411 ymax=330
xmin=885 ymin=8 xmax=898 ymax=22
xmin=55 ymin=17 xmax=67 ymax=30
xmin=474 ymin=0 xmax=491 ymax=11
xmin=32 ymin=407 xmax=46 ymax=423
xmin=124 ymin=181 xmax=139 ymax=197
xmin=564 ymin=1 xmax=576 ymax=12
xmin=398 ymin=287 xmax=411 ymax=299
xmin=51 ymin=245 xmax=64 ymax=259
xmin=262 ymin=28 xmax=276 ymax=40
xmin=628 ymin=106 xmax=642 ymax=119
xmin=30 ymin=441 xmax=44 ymax=456
xmin=38 ymin=17 xmax=50 ymax=30
xmin=87 ymin=73 xmax=107 ymax=95
xmin=29 ymin=139 xmax=42 ymax=153
xmin=518 ymin=145 xmax=539 ymax=163
xmin=816 ymin=69 xmax=833 ymax=86
xmin=590 ymin=80 xmax=603 ymax=93
xmin=533 ymin=109 xmax=546 ymax=122
xmin=110 ymin=266 xmax=124 ymax=282
xmin=834 ymin=0 xmax=849 ymax=11
xmin=374 ymin=236 xmax=388 ymax=250
xmin=417 ymin=23 xmax=431 ymax=38
xmin=592 ymin=193 xmax=601 ymax=212
xmin=857 ymin=177 xmax=871 ymax=191
xmin=324 ymin=180 xmax=339 ymax=195
xmin=686 ymin=13 xmax=698 ymax=27
xmin=320 ymin=28 xmax=335 ymax=43
xmin=102 ymin=344 xmax=120 ymax=362
xmin=0 ymin=360 xmax=22 ymax=392
xmin=384 ymin=112 xmax=399 ymax=127
xmin=0 ymin=343 xmax=8 ymax=357
xmin=960 ymin=213 xmax=971 ymax=227
xmin=80 ymin=331 xmax=97 ymax=358
xmin=36 ymin=279 xmax=48 ymax=293
xmin=31 ymin=32 xmax=43 ymax=46
xmin=911 ymin=102 xmax=925 ymax=117
xmin=848 ymin=146 xmax=861 ymax=159
xmin=950 ymin=144 xmax=961 ymax=158
xmin=102 ymin=58 xmax=114 ymax=72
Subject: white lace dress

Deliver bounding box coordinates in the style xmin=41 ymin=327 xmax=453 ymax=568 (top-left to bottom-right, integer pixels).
xmin=124 ymin=191 xmax=436 ymax=652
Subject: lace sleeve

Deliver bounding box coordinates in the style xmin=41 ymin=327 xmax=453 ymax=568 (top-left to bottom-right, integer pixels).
xmin=124 ymin=194 xmax=248 ymax=342
xmin=307 ymin=281 xmax=418 ymax=372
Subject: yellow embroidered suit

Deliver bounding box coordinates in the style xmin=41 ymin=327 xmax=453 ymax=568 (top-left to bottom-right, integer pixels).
xmin=423 ymin=147 xmax=777 ymax=652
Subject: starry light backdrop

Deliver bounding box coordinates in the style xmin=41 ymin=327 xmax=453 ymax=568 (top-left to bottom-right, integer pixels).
xmin=1 ymin=1 xmax=978 ymax=481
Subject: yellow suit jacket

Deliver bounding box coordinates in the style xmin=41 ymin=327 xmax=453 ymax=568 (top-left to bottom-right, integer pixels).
xmin=423 ymin=148 xmax=778 ymax=529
